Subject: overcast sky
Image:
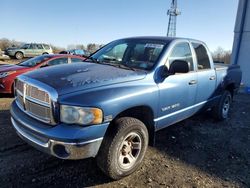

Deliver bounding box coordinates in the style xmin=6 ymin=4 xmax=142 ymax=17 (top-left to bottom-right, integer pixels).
xmin=0 ymin=0 xmax=238 ymax=51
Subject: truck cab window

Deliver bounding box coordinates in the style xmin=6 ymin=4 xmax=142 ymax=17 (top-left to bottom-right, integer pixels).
xmin=192 ymin=43 xmax=211 ymax=70
xmin=168 ymin=42 xmax=194 ymax=71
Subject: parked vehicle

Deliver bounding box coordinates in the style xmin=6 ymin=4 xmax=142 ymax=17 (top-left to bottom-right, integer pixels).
xmin=5 ymin=43 xmax=53 ymax=59
xmin=0 ymin=54 xmax=85 ymax=94
xmin=0 ymin=49 xmax=10 ymax=61
xmin=59 ymin=49 xmax=90 ymax=57
xmin=10 ymin=37 xmax=242 ymax=179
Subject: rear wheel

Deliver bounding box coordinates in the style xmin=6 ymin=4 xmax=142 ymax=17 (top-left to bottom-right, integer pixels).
xmin=15 ymin=52 xmax=23 ymax=60
xmin=96 ymin=117 xmax=148 ymax=180
xmin=212 ymin=90 xmax=232 ymax=120
xmin=42 ymin=52 xmax=48 ymax=55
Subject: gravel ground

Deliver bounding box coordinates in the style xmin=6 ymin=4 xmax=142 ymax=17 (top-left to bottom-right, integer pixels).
xmin=0 ymin=59 xmax=23 ymax=65
xmin=0 ymin=94 xmax=250 ymax=188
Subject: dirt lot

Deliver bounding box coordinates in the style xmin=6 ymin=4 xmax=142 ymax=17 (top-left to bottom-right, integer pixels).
xmin=0 ymin=58 xmax=23 ymax=65
xmin=0 ymin=94 xmax=250 ymax=188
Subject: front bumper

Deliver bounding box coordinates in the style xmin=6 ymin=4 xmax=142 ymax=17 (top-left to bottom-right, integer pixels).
xmin=10 ymin=101 xmax=109 ymax=159
xmin=5 ymin=50 xmax=16 ymax=56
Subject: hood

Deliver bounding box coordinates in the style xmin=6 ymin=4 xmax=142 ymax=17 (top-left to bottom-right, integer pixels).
xmin=6 ymin=47 xmax=19 ymax=51
xmin=24 ymin=62 xmax=147 ymax=95
xmin=0 ymin=64 xmax=27 ymax=72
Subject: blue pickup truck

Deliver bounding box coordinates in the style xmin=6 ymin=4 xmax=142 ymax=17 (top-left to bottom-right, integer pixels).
xmin=10 ymin=37 xmax=242 ymax=179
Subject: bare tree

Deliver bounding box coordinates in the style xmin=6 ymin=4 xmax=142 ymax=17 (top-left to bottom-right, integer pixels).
xmin=87 ymin=43 xmax=99 ymax=53
xmin=51 ymin=45 xmax=65 ymax=54
xmin=213 ymin=47 xmax=231 ymax=64
xmin=0 ymin=38 xmax=23 ymax=50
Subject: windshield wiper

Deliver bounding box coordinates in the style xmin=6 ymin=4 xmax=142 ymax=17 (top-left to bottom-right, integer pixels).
xmin=100 ymin=62 xmax=136 ymax=71
xmin=117 ymin=64 xmax=137 ymax=71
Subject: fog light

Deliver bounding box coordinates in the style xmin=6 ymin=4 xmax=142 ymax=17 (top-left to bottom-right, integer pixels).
xmin=52 ymin=144 xmax=70 ymax=159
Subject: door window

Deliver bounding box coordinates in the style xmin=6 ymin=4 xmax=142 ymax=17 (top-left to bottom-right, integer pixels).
xmin=71 ymin=58 xmax=84 ymax=63
xmin=29 ymin=44 xmax=36 ymax=49
xmin=43 ymin=44 xmax=50 ymax=50
xmin=48 ymin=58 xmax=68 ymax=66
xmin=168 ymin=42 xmax=194 ymax=71
xmin=37 ymin=44 xmax=43 ymax=49
xmin=192 ymin=43 xmax=211 ymax=70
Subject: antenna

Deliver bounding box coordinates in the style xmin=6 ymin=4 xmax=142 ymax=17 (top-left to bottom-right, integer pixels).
xmin=167 ymin=0 xmax=181 ymax=37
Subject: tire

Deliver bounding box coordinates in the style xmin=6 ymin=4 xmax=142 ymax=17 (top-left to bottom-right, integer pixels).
xmin=212 ymin=90 xmax=232 ymax=121
xmin=11 ymin=84 xmax=15 ymax=96
xmin=42 ymin=52 xmax=48 ymax=55
xmin=96 ymin=117 xmax=149 ymax=180
xmin=15 ymin=52 xmax=23 ymax=60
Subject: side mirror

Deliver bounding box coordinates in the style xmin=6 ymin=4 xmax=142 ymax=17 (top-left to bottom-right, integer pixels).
xmin=169 ymin=60 xmax=189 ymax=74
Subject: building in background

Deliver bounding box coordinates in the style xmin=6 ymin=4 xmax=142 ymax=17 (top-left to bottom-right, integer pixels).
xmin=231 ymin=0 xmax=250 ymax=91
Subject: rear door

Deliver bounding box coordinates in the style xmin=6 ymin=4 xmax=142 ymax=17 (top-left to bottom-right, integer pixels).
xmin=191 ymin=42 xmax=216 ymax=110
xmin=156 ymin=41 xmax=198 ymax=130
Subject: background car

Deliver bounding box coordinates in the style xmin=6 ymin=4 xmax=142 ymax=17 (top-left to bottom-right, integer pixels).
xmin=5 ymin=43 xmax=53 ymax=60
xmin=0 ymin=54 xmax=85 ymax=94
xmin=59 ymin=49 xmax=90 ymax=57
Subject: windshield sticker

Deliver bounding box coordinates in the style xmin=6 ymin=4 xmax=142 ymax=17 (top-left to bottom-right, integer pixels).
xmin=145 ymin=44 xmax=164 ymax=49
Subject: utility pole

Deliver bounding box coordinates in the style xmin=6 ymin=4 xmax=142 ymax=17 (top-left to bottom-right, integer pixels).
xmin=167 ymin=0 xmax=181 ymax=37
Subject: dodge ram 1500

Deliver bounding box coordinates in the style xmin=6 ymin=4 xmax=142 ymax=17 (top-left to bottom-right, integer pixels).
xmin=10 ymin=37 xmax=242 ymax=179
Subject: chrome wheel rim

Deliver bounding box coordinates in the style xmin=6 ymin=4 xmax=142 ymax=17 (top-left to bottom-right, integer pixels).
xmin=16 ymin=53 xmax=22 ymax=59
xmin=118 ymin=132 xmax=142 ymax=170
xmin=222 ymin=95 xmax=231 ymax=118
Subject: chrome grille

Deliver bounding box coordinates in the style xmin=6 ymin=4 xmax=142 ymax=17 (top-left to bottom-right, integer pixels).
xmin=26 ymin=84 xmax=50 ymax=103
xmin=16 ymin=79 xmax=24 ymax=93
xmin=15 ymin=79 xmax=54 ymax=124
xmin=16 ymin=92 xmax=24 ymax=107
xmin=25 ymin=100 xmax=51 ymax=121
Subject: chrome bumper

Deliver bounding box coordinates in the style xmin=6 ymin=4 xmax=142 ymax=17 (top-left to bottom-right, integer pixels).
xmin=11 ymin=117 xmax=103 ymax=160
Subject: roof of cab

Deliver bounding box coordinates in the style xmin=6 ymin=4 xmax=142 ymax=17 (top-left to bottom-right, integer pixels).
xmin=119 ymin=36 xmax=204 ymax=44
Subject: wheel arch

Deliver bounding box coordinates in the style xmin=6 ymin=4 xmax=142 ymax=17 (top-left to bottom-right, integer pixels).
xmin=106 ymin=105 xmax=156 ymax=146
xmin=225 ymin=83 xmax=236 ymax=98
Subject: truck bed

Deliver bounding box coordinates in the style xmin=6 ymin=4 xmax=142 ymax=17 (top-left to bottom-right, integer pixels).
xmin=214 ymin=63 xmax=240 ymax=71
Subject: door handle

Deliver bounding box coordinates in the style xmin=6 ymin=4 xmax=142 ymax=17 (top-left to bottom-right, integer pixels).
xmin=209 ymin=76 xmax=216 ymax=80
xmin=189 ymin=80 xmax=197 ymax=85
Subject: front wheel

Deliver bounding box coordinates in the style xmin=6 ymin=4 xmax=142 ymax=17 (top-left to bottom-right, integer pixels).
xmin=15 ymin=52 xmax=23 ymax=60
xmin=212 ymin=90 xmax=232 ymax=120
xmin=96 ymin=117 xmax=149 ymax=180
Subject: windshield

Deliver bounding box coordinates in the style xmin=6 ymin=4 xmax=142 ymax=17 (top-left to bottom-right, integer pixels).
xmin=18 ymin=55 xmax=51 ymax=67
xmin=91 ymin=39 xmax=167 ymax=70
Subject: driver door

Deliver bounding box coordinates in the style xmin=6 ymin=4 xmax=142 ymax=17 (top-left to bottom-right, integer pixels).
xmin=156 ymin=42 xmax=198 ymax=130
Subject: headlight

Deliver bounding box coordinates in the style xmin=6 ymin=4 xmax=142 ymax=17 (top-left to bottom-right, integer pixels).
xmin=0 ymin=71 xmax=16 ymax=78
xmin=60 ymin=105 xmax=103 ymax=125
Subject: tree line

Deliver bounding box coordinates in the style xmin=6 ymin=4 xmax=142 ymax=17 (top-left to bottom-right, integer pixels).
xmin=212 ymin=47 xmax=231 ymax=64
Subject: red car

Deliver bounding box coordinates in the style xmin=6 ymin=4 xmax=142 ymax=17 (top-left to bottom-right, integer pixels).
xmin=0 ymin=54 xmax=86 ymax=94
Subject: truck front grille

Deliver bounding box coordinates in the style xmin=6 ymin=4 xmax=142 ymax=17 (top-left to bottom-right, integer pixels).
xmin=15 ymin=79 xmax=55 ymax=125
